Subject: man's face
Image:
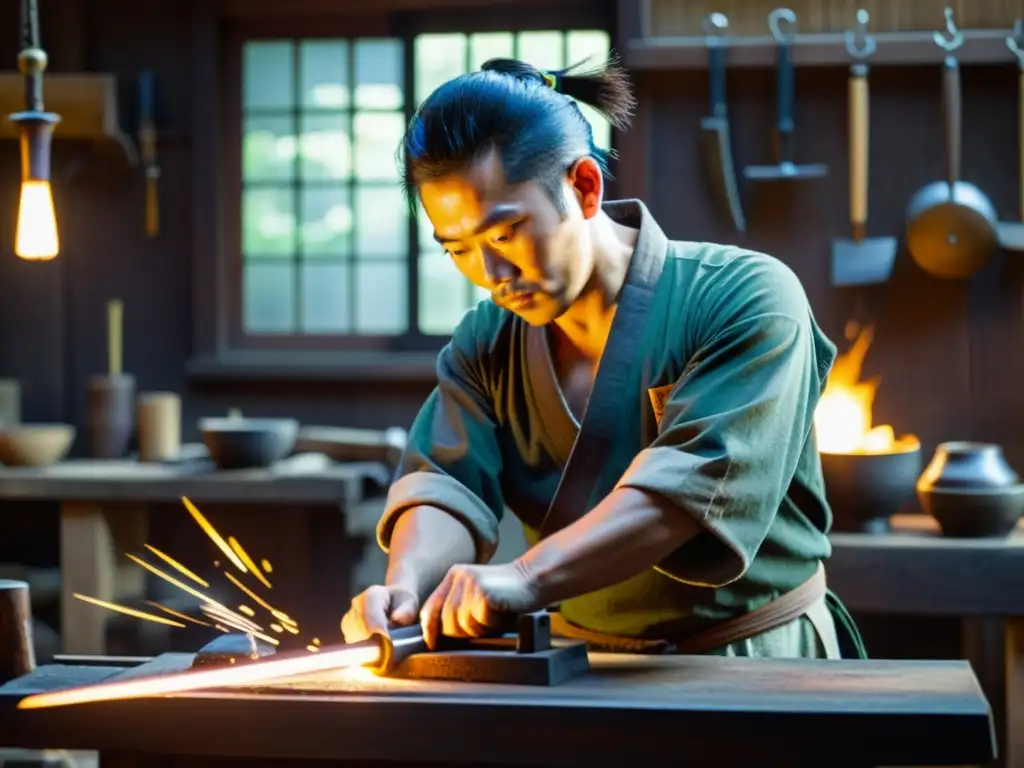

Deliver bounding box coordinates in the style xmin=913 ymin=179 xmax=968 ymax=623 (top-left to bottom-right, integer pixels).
xmin=419 ymin=151 xmax=603 ymax=325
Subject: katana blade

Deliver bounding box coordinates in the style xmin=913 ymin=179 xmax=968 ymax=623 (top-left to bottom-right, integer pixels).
xmin=18 ymin=639 xmax=383 ymax=710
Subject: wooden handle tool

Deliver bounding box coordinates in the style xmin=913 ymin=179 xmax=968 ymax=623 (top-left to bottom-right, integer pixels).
xmin=848 ymin=63 xmax=869 ymax=236
xmin=107 ymin=299 xmax=123 ymax=377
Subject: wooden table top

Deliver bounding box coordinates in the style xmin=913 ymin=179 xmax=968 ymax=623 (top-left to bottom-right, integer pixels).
xmin=0 ymin=457 xmax=390 ymax=504
xmin=828 ymin=514 xmax=1024 ymax=616
xmin=0 ymin=652 xmax=997 ymax=766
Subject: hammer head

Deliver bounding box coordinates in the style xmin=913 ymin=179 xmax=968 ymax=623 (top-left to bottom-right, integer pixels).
xmin=190 ymin=633 xmax=277 ymax=669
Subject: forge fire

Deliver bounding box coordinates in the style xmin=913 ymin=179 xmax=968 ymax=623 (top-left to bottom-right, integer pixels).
xmin=814 ymin=323 xmax=919 ymax=456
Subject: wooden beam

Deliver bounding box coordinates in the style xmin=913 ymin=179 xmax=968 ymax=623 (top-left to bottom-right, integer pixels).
xmin=217 ymin=0 xmax=594 ymax=17
xmin=626 ymin=29 xmax=1018 ymax=71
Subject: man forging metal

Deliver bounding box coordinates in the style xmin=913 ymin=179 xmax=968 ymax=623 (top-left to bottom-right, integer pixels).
xmin=341 ymin=54 xmax=867 ymax=660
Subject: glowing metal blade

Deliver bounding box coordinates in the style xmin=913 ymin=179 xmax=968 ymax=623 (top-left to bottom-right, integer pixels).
xmin=17 ymin=640 xmax=383 ymax=710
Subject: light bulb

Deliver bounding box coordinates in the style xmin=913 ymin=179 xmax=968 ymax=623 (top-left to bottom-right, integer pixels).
xmin=15 ymin=179 xmax=59 ymax=260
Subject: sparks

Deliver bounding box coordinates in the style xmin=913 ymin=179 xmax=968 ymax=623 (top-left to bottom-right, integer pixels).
xmin=181 ymin=497 xmax=247 ymax=573
xmin=223 ymin=572 xmax=280 ymax=616
xmin=73 ymin=594 xmax=185 ymax=628
xmin=144 ymin=601 xmax=213 ymax=628
xmin=228 ymin=536 xmax=272 ymax=589
xmin=143 ymin=544 xmax=210 ymax=588
xmin=125 ymin=554 xmax=232 ymax=614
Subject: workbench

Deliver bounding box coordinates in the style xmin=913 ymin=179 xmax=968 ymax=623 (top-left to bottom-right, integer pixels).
xmin=828 ymin=514 xmax=1024 ymax=768
xmin=0 ymin=457 xmax=389 ymax=655
xmin=0 ymin=651 xmax=998 ymax=767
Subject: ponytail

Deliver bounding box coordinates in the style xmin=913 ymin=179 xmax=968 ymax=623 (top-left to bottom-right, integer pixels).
xmin=480 ymin=55 xmax=636 ymax=132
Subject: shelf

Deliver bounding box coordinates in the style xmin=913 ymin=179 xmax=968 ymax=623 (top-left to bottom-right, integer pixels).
xmin=626 ymin=29 xmax=1018 ymax=71
xmin=0 ymin=72 xmax=137 ymax=166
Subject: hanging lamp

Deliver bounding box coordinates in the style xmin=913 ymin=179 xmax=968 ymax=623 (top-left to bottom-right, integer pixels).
xmin=9 ymin=0 xmax=61 ymax=260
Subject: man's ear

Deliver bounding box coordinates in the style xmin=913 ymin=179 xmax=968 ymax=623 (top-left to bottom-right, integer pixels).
xmin=567 ymin=157 xmax=603 ymax=219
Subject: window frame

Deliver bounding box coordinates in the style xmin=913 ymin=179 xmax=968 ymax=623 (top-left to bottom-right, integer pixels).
xmin=188 ymin=1 xmax=622 ymax=380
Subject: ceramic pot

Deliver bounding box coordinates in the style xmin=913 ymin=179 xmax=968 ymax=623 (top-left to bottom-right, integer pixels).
xmin=87 ymin=374 xmax=136 ymax=459
xmin=917 ymin=441 xmax=1019 ymax=492
xmin=918 ymin=485 xmax=1024 ymax=538
xmin=820 ymin=445 xmax=923 ymax=534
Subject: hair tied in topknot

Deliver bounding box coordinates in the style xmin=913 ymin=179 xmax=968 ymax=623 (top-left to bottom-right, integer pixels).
xmin=542 ymin=72 xmax=558 ymax=91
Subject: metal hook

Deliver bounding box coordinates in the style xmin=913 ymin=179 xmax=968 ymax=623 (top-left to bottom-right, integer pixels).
xmin=932 ymin=7 xmax=964 ymax=52
xmin=844 ymin=9 xmax=876 ymax=59
xmin=768 ymin=8 xmax=797 ymax=44
xmin=1008 ymin=19 xmax=1024 ymax=66
xmin=702 ymin=12 xmax=729 ymax=40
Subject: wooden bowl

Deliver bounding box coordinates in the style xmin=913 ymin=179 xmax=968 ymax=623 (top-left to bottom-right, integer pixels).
xmin=0 ymin=424 xmax=76 ymax=467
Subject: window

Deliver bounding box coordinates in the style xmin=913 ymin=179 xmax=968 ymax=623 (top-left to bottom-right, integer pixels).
xmin=238 ymin=28 xmax=612 ymax=344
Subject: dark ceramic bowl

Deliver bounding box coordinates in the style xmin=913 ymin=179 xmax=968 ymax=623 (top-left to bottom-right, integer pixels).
xmin=199 ymin=418 xmax=299 ymax=470
xmin=918 ymin=484 xmax=1024 ymax=538
xmin=918 ymin=441 xmax=1019 ymax=491
xmin=820 ymin=446 xmax=923 ymax=534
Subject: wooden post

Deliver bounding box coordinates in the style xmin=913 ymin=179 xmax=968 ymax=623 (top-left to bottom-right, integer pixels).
xmin=0 ymin=579 xmax=35 ymax=683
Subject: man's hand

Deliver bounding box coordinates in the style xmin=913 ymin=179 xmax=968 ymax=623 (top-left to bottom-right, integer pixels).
xmin=419 ymin=561 xmax=545 ymax=649
xmin=340 ymin=585 xmax=420 ymax=643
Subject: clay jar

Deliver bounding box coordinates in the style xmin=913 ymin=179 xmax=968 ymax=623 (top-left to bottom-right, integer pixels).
xmin=87 ymin=374 xmax=136 ymax=459
xmin=917 ymin=442 xmax=1019 ymax=492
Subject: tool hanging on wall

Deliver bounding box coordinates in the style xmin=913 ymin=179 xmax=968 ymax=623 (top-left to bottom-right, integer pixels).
xmin=744 ymin=8 xmax=828 ymax=183
xmin=831 ymin=10 xmax=898 ymax=287
xmin=997 ymin=21 xmax=1024 ymax=251
xmin=904 ymin=8 xmax=998 ymax=279
xmin=138 ymin=70 xmax=160 ymax=238
xmin=699 ymin=13 xmax=746 ymax=233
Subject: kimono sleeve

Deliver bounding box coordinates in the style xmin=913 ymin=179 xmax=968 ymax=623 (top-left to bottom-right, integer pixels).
xmin=615 ymin=255 xmax=835 ymax=588
xmin=376 ymin=309 xmax=505 ymax=564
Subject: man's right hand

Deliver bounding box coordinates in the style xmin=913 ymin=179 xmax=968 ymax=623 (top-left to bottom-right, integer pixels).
xmin=340 ymin=584 xmax=420 ymax=643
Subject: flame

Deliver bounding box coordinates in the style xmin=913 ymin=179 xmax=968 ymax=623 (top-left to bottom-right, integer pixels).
xmin=814 ymin=324 xmax=919 ymax=455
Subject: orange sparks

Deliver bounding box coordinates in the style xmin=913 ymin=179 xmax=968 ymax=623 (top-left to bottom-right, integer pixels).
xmin=228 ymin=537 xmax=272 ymax=589
xmin=125 ymin=553 xmax=232 ymax=615
xmin=223 ymin=571 xmax=277 ymax=614
xmin=200 ymin=604 xmax=262 ymax=633
xmin=145 ymin=601 xmax=213 ymax=628
xmin=312 ymin=637 xmax=321 ymax=646
xmin=238 ymin=605 xmax=255 ymax=617
xmin=261 ymin=558 xmax=273 ymax=573
xmin=199 ymin=607 xmax=279 ymax=646
xmin=74 ymin=594 xmax=185 ymax=628
xmin=270 ymin=623 xmax=284 ymax=633
xmin=215 ymin=624 xmax=230 ymax=633
xmin=143 ymin=544 xmax=210 ymax=588
xmin=282 ymin=623 xmax=300 ymax=635
xmin=181 ymin=497 xmax=247 ymax=573
xmin=275 ymin=612 xmax=296 ymax=625
xmin=306 ymin=644 xmax=320 ymax=653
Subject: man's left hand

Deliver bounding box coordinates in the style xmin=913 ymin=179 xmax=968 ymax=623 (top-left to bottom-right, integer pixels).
xmin=419 ymin=561 xmax=545 ymax=649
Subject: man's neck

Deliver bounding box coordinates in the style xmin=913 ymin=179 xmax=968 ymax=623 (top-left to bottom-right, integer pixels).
xmin=553 ymin=211 xmax=639 ymax=360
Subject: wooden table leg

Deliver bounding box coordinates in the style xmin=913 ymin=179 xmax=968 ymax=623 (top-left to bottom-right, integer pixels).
xmin=59 ymin=502 xmax=149 ymax=655
xmin=1005 ymin=618 xmax=1024 ymax=768
xmin=963 ymin=617 xmax=1006 ymax=767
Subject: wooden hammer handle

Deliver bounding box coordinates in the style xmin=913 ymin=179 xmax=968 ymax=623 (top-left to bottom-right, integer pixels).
xmin=848 ymin=67 xmax=869 ymax=228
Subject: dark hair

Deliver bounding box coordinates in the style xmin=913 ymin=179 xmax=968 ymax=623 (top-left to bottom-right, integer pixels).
xmin=400 ymin=55 xmax=636 ymax=214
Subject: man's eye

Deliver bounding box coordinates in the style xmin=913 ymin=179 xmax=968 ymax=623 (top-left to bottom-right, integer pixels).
xmin=446 ymin=249 xmax=467 ymax=258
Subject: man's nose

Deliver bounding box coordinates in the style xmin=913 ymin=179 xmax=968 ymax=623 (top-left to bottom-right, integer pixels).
xmin=481 ymin=246 xmax=519 ymax=285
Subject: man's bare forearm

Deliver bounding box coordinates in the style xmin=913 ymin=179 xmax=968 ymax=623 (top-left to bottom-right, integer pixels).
xmin=384 ymin=506 xmax=478 ymax=603
xmin=515 ymin=487 xmax=702 ymax=605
